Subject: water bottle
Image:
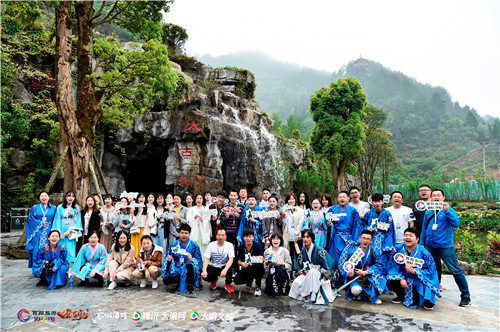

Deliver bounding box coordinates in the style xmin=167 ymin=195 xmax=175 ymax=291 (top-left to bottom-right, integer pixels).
xmin=103 ymin=278 xmax=108 ymax=287
xmin=68 ymin=275 xmax=74 ymax=289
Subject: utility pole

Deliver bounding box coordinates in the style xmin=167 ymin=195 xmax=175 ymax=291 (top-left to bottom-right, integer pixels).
xmin=482 ymin=141 xmax=486 ymax=171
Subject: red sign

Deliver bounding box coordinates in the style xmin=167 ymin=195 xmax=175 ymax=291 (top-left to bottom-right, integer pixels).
xmin=179 ymin=147 xmax=193 ymax=157
xmin=179 ymin=177 xmax=194 ymax=187
xmin=186 ymin=121 xmax=201 ymax=132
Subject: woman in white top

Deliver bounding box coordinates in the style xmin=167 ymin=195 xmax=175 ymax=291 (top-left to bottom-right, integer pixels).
xmin=264 ymin=233 xmax=292 ymax=296
xmin=146 ymin=192 xmax=158 ymax=242
xmin=283 ymin=192 xmax=304 ymax=264
xmin=100 ymin=194 xmax=116 ymax=252
xmin=187 ymin=193 xmax=212 ymax=256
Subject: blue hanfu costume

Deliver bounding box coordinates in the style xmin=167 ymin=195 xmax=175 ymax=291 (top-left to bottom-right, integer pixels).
xmin=362 ymin=208 xmax=396 ymax=268
xmin=26 ymin=203 xmax=56 ymax=267
xmin=32 ymin=243 xmax=69 ymax=289
xmin=162 ymin=239 xmax=203 ymax=292
xmin=386 ymin=244 xmax=441 ymax=308
xmin=302 ymin=212 xmax=328 ymax=249
xmin=289 ymin=243 xmax=337 ymax=305
xmin=338 ymin=245 xmax=387 ymax=303
xmin=52 ymin=204 xmax=82 ymax=263
xmin=237 ymin=206 xmax=263 ymax=244
xmin=70 ymin=243 xmax=107 ymax=280
xmin=326 ymin=204 xmax=362 ymax=262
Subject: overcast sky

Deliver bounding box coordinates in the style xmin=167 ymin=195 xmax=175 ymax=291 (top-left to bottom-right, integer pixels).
xmin=166 ymin=0 xmax=499 ymax=117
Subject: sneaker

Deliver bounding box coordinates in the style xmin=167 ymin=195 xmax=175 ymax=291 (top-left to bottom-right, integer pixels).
xmin=210 ymin=280 xmax=217 ymax=290
xmin=108 ymin=281 xmax=117 ymax=290
xmin=423 ymin=300 xmax=434 ymax=310
xmin=459 ymin=297 xmax=471 ymax=307
xmin=391 ymin=297 xmax=404 ymax=304
xmin=246 ymin=283 xmax=253 ymax=290
xmin=254 ymin=287 xmax=261 ymax=297
xmin=187 ymin=284 xmax=194 ymax=293
xmin=225 ymin=284 xmax=234 ymax=293
xmin=374 ymin=299 xmax=382 ymax=305
xmin=439 ymin=284 xmax=443 ymax=291
xmin=152 ymin=280 xmax=158 ymax=289
xmin=140 ymin=279 xmax=146 ymax=288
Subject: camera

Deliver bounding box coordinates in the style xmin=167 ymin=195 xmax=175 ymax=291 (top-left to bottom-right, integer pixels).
xmin=44 ymin=262 xmax=55 ymax=276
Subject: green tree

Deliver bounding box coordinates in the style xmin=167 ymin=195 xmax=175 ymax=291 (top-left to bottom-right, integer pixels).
xmin=309 ymin=77 xmax=368 ymax=193
xmin=53 ymin=0 xmax=179 ymax=203
xmin=355 ymin=105 xmax=396 ymax=196
xmin=161 ymin=23 xmax=188 ymax=55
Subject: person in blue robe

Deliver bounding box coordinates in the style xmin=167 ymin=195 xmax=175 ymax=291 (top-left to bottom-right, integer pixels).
xmin=69 ymin=230 xmax=107 ymax=286
xmin=302 ymin=199 xmax=328 ymax=249
xmin=326 ymin=191 xmax=362 ymax=262
xmin=52 ymin=191 xmax=82 ymax=263
xmin=237 ymin=197 xmax=263 ymax=244
xmin=338 ymin=230 xmax=387 ymax=304
xmin=387 ymin=227 xmax=441 ymax=310
xmin=361 ymin=193 xmax=396 ymax=269
xmin=26 ymin=191 xmax=56 ymax=268
xmin=289 ymin=229 xmax=337 ymax=305
xmin=32 ymin=229 xmax=69 ymax=289
xmin=162 ymin=224 xmax=203 ymax=293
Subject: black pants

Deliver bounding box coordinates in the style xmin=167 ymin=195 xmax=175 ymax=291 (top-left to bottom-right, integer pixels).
xmin=289 ymin=240 xmax=302 ymax=270
xmin=226 ymin=232 xmax=239 ymax=269
xmin=234 ymin=264 xmax=264 ymax=288
xmin=203 ymin=264 xmax=233 ymax=285
xmin=163 ymin=263 xmax=194 ymax=286
xmin=390 ymin=280 xmax=419 ymax=304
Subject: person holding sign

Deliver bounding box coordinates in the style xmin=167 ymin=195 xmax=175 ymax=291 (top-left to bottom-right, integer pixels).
xmin=361 ymin=193 xmax=395 ymax=269
xmin=234 ymin=228 xmax=265 ymax=296
xmin=162 ymin=224 xmax=203 ymax=293
xmin=187 ymin=193 xmax=212 ymax=256
xmin=289 ymin=229 xmax=336 ymax=305
xmin=237 ymin=194 xmax=263 ymax=244
xmin=387 ymin=227 xmax=440 ymax=309
xmin=209 ymin=190 xmax=228 ymax=241
xmin=302 ymin=199 xmax=328 ymax=249
xmin=264 ymin=233 xmax=292 ymax=296
xmin=201 ymin=229 xmax=235 ymax=293
xmin=26 ymin=191 xmax=56 ymax=268
xmin=386 ymin=191 xmax=415 ymax=245
xmin=52 ymin=191 xmax=82 ymax=264
xmin=420 ymin=189 xmax=471 ymax=307
xmin=132 ymin=235 xmax=163 ymax=289
xmin=326 ymin=191 xmax=362 ymax=262
xmin=261 ymin=195 xmax=284 ymax=249
xmin=282 ymin=192 xmax=304 ymax=262
xmin=412 ymin=184 xmax=432 ymax=235
xmin=338 ymin=230 xmax=387 ymax=304
xmin=165 ymin=194 xmax=188 ymax=249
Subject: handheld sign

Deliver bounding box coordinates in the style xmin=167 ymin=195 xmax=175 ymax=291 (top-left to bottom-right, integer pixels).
xmin=343 ymin=247 xmax=365 ymax=272
xmin=426 ymin=201 xmax=444 ymax=211
xmin=415 ymin=200 xmax=426 ymax=211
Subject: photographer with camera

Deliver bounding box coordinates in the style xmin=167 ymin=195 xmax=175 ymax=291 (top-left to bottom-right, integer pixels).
xmin=32 ymin=229 xmax=69 ymax=289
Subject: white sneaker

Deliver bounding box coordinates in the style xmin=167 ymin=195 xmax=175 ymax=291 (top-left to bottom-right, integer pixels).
xmin=374 ymin=299 xmax=382 ymax=305
xmin=152 ymin=280 xmax=158 ymax=289
xmin=140 ymin=279 xmax=147 ymax=288
xmin=254 ymin=287 xmax=261 ymax=297
xmin=107 ymin=281 xmax=117 ymax=290
xmin=351 ymin=285 xmax=363 ymax=296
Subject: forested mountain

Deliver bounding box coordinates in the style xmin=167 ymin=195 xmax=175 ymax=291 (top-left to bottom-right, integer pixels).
xmin=199 ymin=52 xmax=499 ymax=180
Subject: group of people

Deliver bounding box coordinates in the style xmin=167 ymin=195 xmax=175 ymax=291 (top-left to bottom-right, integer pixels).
xmin=26 ymin=184 xmax=471 ymax=309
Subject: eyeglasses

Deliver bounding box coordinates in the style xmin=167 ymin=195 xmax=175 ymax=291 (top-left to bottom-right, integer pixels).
xmin=419 ymin=189 xmax=431 ymax=192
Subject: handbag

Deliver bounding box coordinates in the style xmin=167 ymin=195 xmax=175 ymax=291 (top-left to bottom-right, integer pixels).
xmin=130 ymin=226 xmax=140 ymax=234
xmin=68 ymin=229 xmax=82 ymax=241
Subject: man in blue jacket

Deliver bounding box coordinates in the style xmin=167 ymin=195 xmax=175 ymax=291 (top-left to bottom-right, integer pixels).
xmin=420 ymin=189 xmax=471 ymax=307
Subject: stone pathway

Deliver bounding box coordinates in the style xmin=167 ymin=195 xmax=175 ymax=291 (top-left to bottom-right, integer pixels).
xmin=1 ymin=255 xmax=499 ymax=331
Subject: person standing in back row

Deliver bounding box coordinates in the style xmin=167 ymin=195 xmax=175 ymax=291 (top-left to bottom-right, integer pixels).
xmin=420 ymin=189 xmax=471 ymax=307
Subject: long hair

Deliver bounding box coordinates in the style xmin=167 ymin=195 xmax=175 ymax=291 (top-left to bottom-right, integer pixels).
xmin=321 ymin=193 xmax=333 ymax=208
xmin=84 ymin=196 xmax=99 ymax=213
xmin=62 ymin=191 xmax=77 ymax=209
xmin=298 ymin=191 xmax=311 ymax=210
xmin=113 ymin=230 xmax=132 ymax=252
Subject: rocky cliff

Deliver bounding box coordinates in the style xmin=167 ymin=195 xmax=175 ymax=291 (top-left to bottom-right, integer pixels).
xmin=99 ymin=63 xmax=304 ymax=197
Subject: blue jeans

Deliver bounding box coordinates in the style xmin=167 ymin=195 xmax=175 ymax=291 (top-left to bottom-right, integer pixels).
xmin=426 ymin=245 xmax=470 ymax=299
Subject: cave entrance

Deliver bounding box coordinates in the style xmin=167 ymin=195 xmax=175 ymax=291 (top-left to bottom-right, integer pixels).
xmin=122 ymin=142 xmax=172 ymax=195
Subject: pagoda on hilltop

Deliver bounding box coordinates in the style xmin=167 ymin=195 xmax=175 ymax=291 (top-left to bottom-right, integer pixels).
xmin=354 ymin=56 xmax=369 ymax=71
